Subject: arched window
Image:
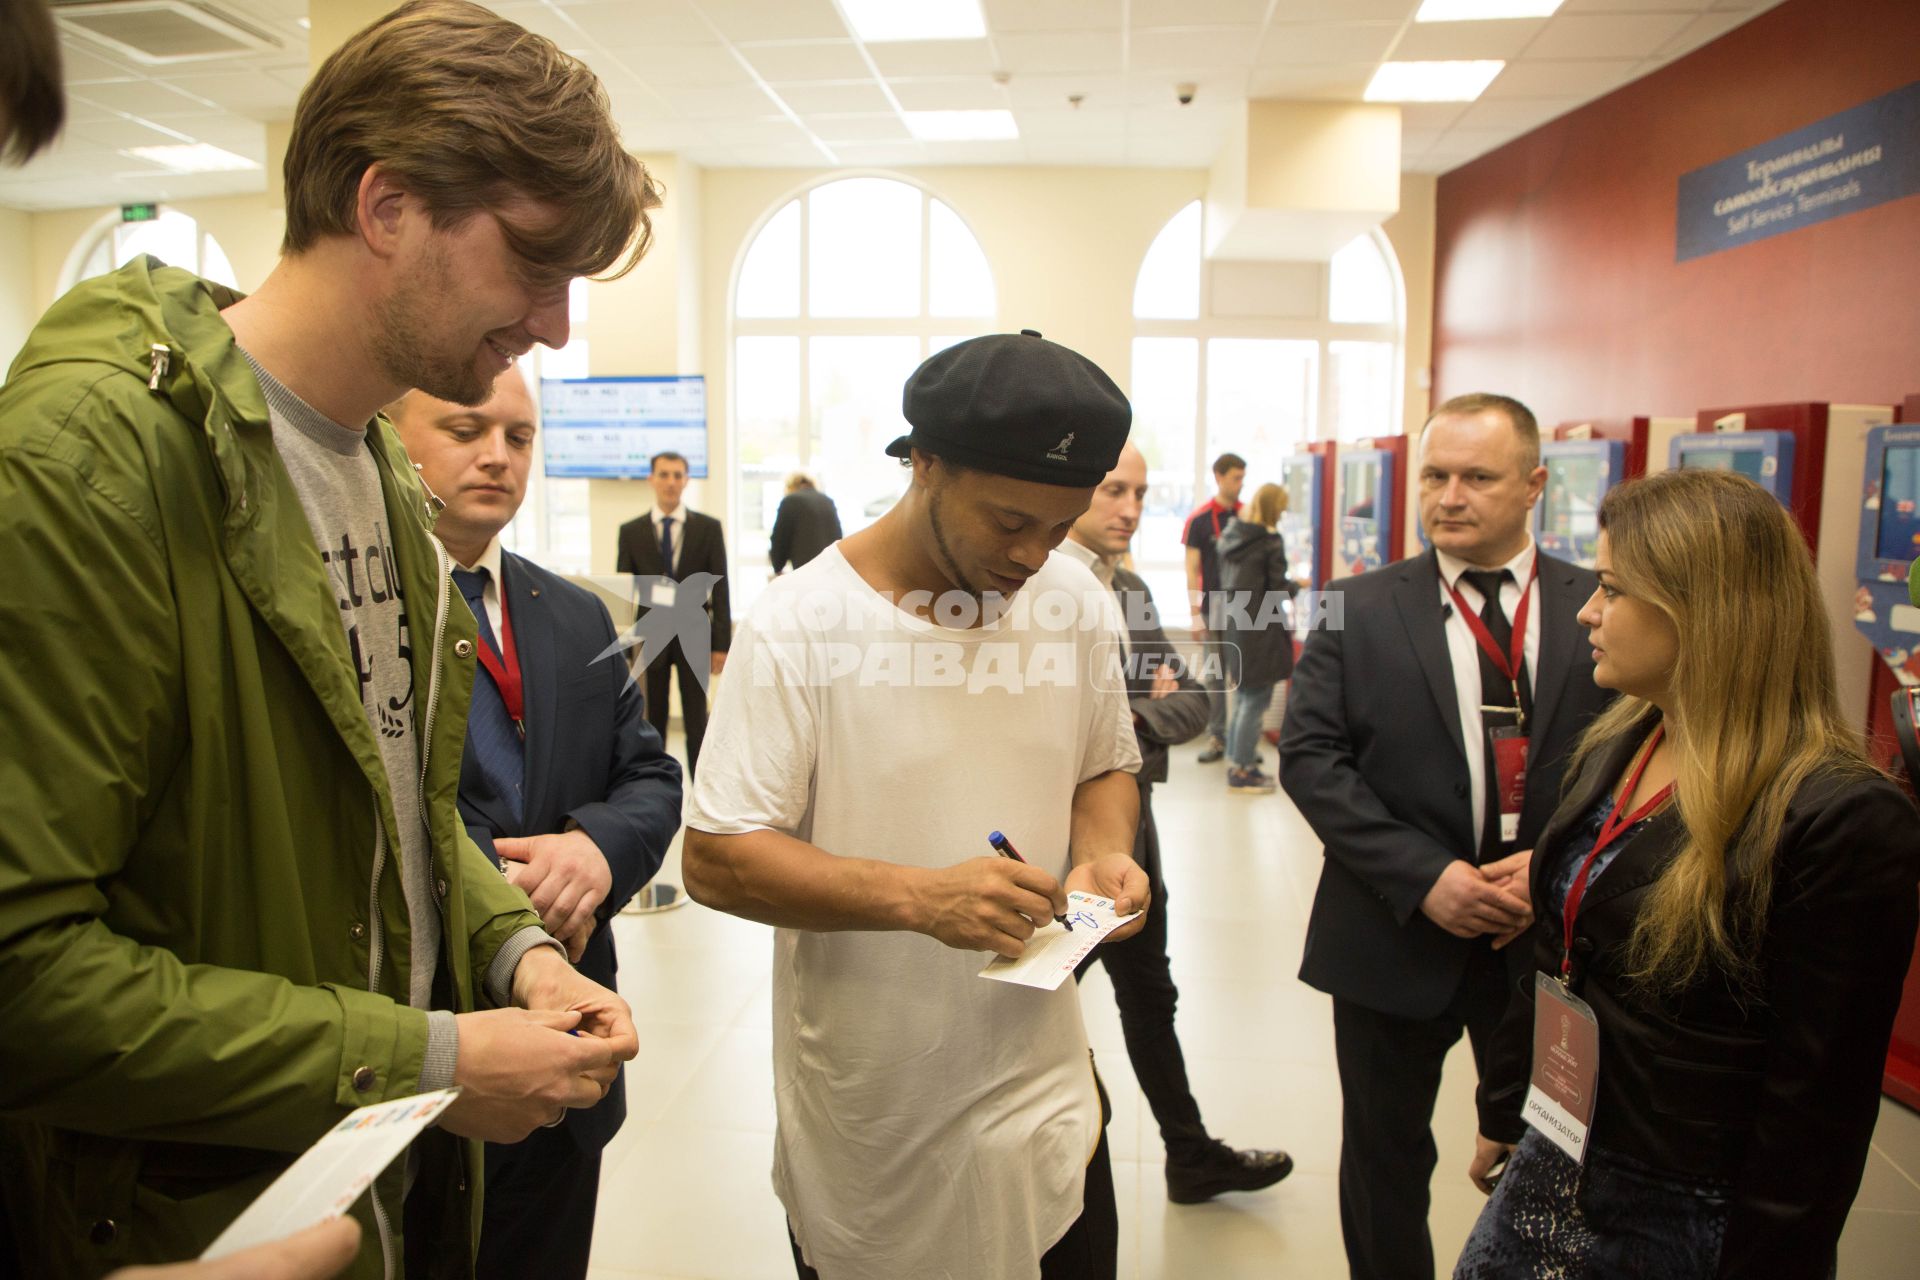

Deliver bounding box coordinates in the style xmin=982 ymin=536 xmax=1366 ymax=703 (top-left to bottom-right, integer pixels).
xmin=730 ymin=176 xmax=996 ymax=607
xmin=62 ymin=207 xmax=238 ymax=293
xmin=1128 ymin=201 xmax=1405 ymax=609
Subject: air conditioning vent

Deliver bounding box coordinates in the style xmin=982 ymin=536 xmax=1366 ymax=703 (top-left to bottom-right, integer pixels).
xmin=53 ymin=1 xmax=282 ymax=65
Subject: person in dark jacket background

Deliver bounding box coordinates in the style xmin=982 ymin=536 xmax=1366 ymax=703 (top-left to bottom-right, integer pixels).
xmin=1217 ymin=482 xmax=1297 ymax=793
xmin=1458 ymin=469 xmax=1920 ymax=1280
xmin=1062 ymin=443 xmax=1295 ymax=1204
xmin=769 ymin=471 xmax=843 ymax=573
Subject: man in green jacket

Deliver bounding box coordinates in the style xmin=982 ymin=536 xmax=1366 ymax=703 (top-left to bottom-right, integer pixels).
xmin=0 ymin=4 xmax=662 ymax=1277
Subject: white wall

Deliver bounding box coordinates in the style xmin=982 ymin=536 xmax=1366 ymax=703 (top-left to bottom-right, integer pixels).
xmin=0 ymin=207 xmax=36 ymax=372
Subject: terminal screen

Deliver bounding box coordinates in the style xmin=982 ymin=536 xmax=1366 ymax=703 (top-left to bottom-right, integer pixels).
xmin=1876 ymin=445 xmax=1920 ymax=562
xmin=1286 ymin=462 xmax=1314 ymax=516
xmin=1677 ymin=447 xmax=1766 ymax=482
xmin=1342 ymin=459 xmax=1380 ymax=523
xmin=1542 ymin=455 xmax=1603 ymax=543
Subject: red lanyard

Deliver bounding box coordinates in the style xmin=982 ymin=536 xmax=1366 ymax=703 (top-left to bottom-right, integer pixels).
xmin=473 ymin=583 xmax=526 ymax=736
xmin=1560 ymin=727 xmax=1673 ymax=977
xmin=1443 ymin=558 xmax=1540 ymax=696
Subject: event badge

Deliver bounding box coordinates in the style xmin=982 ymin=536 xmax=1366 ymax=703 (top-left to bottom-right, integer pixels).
xmin=648 ymin=580 xmax=678 ymax=609
xmin=1524 ymin=973 xmax=1600 ymax=1163
xmin=1491 ymin=729 xmax=1529 ymax=845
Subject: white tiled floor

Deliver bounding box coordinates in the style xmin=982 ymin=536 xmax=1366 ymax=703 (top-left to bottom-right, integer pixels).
xmin=586 ymin=733 xmax=1920 ymax=1279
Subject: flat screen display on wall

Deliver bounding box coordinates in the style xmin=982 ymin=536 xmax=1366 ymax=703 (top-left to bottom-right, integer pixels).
xmin=540 ymin=376 xmax=709 ymax=479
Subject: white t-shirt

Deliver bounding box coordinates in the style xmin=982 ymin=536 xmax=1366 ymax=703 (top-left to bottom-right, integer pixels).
xmin=688 ymin=546 xmax=1142 ymax=1280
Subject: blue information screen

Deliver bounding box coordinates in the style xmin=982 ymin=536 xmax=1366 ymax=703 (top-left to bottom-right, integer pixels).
xmin=540 ymin=376 xmax=708 ymax=479
xmin=1676 ymin=447 xmax=1767 ymax=482
xmin=1876 ymin=444 xmax=1920 ymax=562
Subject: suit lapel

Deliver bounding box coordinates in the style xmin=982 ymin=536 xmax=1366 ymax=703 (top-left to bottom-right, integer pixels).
xmin=1392 ymin=550 xmax=1467 ymax=767
xmin=502 ymin=552 xmax=556 ymax=831
xmin=1528 ymin=554 xmax=1586 ymax=750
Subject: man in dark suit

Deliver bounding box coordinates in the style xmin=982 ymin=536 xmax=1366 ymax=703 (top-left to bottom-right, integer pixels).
xmin=1280 ymin=393 xmax=1614 ymax=1280
xmin=769 ymin=472 xmax=843 ymax=573
xmin=393 ymin=370 xmax=684 ymax=1280
xmin=616 ymin=451 xmax=731 ymax=778
xmin=1063 ymin=443 xmax=1295 ymax=1205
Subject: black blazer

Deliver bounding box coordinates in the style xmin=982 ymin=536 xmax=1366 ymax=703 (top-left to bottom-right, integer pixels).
xmin=615 ymin=507 xmax=732 ymax=653
xmin=769 ymin=488 xmax=842 ymax=574
xmin=458 ymin=550 xmax=684 ymax=1152
xmin=1478 ymin=727 xmax=1920 ymax=1279
xmin=1280 ymin=549 xmax=1614 ymax=1020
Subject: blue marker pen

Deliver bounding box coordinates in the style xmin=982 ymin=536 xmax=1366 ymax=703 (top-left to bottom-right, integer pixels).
xmin=988 ymin=830 xmax=1071 ymax=931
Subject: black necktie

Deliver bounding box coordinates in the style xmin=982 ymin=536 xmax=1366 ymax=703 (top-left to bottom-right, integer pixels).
xmin=659 ymin=516 xmax=676 ymax=578
xmin=452 ymin=567 xmax=523 ymax=829
xmin=1461 ymin=568 xmax=1530 ymax=858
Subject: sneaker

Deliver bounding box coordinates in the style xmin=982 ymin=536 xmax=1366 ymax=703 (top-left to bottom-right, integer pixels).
xmin=1227 ymin=767 xmax=1276 ymax=793
xmin=1166 ymin=1142 xmax=1295 ymax=1204
xmin=1197 ymin=736 xmax=1226 ymax=763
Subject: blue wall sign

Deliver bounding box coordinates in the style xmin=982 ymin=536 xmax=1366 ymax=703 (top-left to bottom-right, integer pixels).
xmin=1676 ymin=80 xmax=1920 ymax=262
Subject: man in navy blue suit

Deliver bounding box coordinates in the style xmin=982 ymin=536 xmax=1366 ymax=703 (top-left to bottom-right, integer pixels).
xmin=392 ymin=367 xmax=683 ymax=1280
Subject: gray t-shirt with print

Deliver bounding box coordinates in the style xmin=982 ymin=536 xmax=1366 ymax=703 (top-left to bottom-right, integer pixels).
xmin=241 ymin=351 xmax=454 ymax=1086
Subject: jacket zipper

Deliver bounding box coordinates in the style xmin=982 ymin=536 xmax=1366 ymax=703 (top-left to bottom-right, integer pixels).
xmin=365 ymin=819 xmax=396 ymax=1280
xmin=418 ymin=538 xmax=451 ymax=835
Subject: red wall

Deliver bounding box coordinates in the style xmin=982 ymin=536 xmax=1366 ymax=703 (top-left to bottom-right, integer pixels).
xmin=1432 ymin=0 xmax=1920 ymax=421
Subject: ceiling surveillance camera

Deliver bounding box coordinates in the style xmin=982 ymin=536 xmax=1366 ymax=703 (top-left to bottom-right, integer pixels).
xmin=1176 ymin=82 xmax=1196 ymax=106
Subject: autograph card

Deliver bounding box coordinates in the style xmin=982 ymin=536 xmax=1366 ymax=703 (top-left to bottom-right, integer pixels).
xmin=201 ymin=1088 xmax=460 ymax=1260
xmin=979 ymin=891 xmax=1142 ymax=991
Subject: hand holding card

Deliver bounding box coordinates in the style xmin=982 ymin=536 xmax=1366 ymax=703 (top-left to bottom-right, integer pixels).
xmin=199 ymin=1090 xmax=459 ymax=1262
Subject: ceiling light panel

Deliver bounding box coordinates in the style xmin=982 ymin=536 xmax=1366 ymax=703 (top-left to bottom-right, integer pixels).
xmin=124 ymin=142 xmax=257 ymax=172
xmin=1364 ymin=60 xmax=1505 ymax=102
xmin=1415 ymin=0 xmax=1562 ymax=19
xmin=902 ymin=109 xmax=1019 ymax=141
xmin=841 ymin=0 xmax=986 ymax=43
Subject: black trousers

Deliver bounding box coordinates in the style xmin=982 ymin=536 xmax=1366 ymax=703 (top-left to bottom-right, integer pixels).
xmin=1076 ymin=797 xmax=1212 ymax=1165
xmin=789 ymin=1071 xmax=1118 ymax=1280
xmin=1332 ymin=940 xmax=1513 ymax=1280
xmin=642 ymin=637 xmax=709 ymax=779
xmin=474 ymin=1124 xmax=603 ymax=1280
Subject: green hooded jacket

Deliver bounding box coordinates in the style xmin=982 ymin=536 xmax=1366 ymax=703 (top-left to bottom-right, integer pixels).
xmin=0 ymin=259 xmax=544 ymax=1278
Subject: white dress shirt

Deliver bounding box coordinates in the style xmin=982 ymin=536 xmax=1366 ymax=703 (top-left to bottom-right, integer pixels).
xmin=1434 ymin=538 xmax=1541 ymax=850
xmin=651 ymin=506 xmax=685 ymax=576
xmin=1058 ymin=537 xmax=1130 ymax=657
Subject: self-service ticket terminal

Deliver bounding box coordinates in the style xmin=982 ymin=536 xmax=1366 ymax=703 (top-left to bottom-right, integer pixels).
xmin=1534 ymin=439 xmax=1626 ymax=570
xmin=1659 ymin=402 xmax=1892 ymax=743
xmin=1331 ymin=435 xmax=1407 ymax=580
xmin=1852 ymin=419 xmax=1920 ymax=1111
xmin=1667 ymin=431 xmax=1796 ymax=506
xmin=1280 ymin=443 xmax=1335 ymax=594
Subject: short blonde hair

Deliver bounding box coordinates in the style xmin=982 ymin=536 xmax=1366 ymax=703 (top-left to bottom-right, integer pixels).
xmin=283 ymin=0 xmax=659 ymax=282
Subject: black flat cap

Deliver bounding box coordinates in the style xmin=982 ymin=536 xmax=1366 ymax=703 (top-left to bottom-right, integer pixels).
xmin=886 ymin=329 xmax=1131 ymax=488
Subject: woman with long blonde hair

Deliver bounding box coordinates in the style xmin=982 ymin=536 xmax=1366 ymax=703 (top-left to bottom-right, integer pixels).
xmin=1456 ymin=469 xmax=1919 ymax=1279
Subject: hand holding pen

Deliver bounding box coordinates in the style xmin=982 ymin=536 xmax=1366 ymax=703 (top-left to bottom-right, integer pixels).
xmin=988 ymin=831 xmax=1071 ymax=931
xmin=910 ymin=840 xmax=1068 ymax=959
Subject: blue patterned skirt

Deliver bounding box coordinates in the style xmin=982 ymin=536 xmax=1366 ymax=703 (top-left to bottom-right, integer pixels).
xmin=1453 ymin=1130 xmax=1740 ymax=1280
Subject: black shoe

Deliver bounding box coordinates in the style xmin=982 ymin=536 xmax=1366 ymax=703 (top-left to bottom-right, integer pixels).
xmin=1196 ymin=737 xmax=1225 ymax=764
xmin=1165 ymin=1143 xmax=1294 ymax=1204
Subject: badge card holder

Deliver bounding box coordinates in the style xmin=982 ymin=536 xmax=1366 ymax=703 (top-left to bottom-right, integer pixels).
xmin=1490 ymin=727 xmax=1529 ymax=845
xmin=1524 ymin=973 xmax=1600 ymax=1162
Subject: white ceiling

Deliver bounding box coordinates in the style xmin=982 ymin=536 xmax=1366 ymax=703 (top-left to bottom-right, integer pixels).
xmin=0 ymin=0 xmax=1782 ymax=212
